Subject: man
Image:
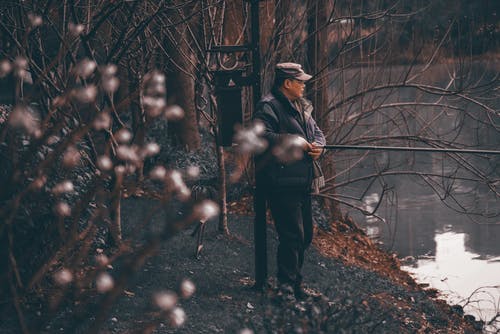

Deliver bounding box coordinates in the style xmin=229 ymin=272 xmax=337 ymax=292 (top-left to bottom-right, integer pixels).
xmin=253 ymin=62 xmax=326 ymax=299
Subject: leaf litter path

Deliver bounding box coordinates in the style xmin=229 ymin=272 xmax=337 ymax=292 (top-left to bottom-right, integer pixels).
xmin=99 ymin=197 xmax=478 ymax=333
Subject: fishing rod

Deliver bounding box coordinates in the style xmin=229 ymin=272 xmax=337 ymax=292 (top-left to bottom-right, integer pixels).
xmin=322 ymin=144 xmax=500 ymax=155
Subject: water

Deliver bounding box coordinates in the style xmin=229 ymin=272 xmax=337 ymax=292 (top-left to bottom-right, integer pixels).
xmin=339 ymin=159 xmax=500 ymax=331
xmin=328 ymin=61 xmax=500 ymax=331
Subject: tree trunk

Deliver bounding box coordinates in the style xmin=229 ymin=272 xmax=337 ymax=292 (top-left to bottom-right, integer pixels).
xmin=307 ymin=0 xmax=342 ymax=221
xmin=165 ymin=3 xmax=201 ymax=151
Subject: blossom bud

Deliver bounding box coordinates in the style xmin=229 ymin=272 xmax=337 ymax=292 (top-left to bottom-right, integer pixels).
xmin=32 ymin=175 xmax=47 ymax=189
xmin=53 ymin=269 xmax=73 ymax=286
xmin=163 ymin=105 xmax=184 ymax=121
xmin=186 ymin=166 xmax=200 ymax=179
xmin=55 ymin=202 xmax=71 ymax=217
xmin=72 ymin=85 xmax=97 ymax=103
xmin=101 ymin=64 xmax=117 ymax=76
xmin=115 ymin=128 xmax=132 ymax=144
xmin=153 ymin=291 xmax=178 ymax=311
xmin=0 ymin=59 xmax=12 ymax=78
xmin=233 ymin=121 xmax=268 ymax=154
xmin=96 ymin=273 xmax=114 ymax=293
xmin=180 ymin=279 xmax=196 ymax=299
xmin=97 ymin=155 xmax=113 ymax=171
xmin=169 ymin=307 xmax=186 ymax=327
xmin=149 ymin=166 xmax=167 ymax=180
xmin=62 ymin=146 xmax=81 ymax=167
xmin=8 ymin=105 xmax=41 ymax=137
xmin=93 ymin=112 xmax=112 ymax=130
xmin=28 ymin=13 xmax=43 ymax=27
xmin=143 ymin=142 xmax=160 ymax=157
xmin=238 ymin=329 xmax=254 ymax=334
xmin=74 ymin=58 xmax=97 ymax=79
xmin=95 ymin=254 xmax=109 ymax=266
xmin=68 ymin=22 xmax=84 ymax=36
xmin=192 ymin=200 xmax=219 ymax=223
xmin=143 ymin=96 xmax=165 ymax=118
xmin=114 ymin=165 xmax=126 ymax=176
xmin=116 ymin=145 xmax=139 ymax=163
xmin=102 ymin=76 xmax=119 ymax=94
xmin=52 ymin=180 xmax=74 ymax=195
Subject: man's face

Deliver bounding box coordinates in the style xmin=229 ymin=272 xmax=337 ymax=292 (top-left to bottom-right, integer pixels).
xmin=283 ymin=78 xmax=306 ymax=101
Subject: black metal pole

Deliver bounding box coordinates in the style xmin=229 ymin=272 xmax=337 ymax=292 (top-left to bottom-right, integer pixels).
xmin=322 ymin=145 xmax=500 ymax=155
xmin=250 ymin=0 xmax=267 ymax=289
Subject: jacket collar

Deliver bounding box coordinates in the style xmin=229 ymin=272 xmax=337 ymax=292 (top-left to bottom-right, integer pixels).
xmin=271 ymin=87 xmax=314 ymax=119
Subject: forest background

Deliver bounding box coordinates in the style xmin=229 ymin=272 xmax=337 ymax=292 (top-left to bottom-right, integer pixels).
xmin=0 ymin=0 xmax=498 ymax=333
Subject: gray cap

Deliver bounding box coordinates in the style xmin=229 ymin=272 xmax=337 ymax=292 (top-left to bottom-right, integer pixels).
xmin=275 ymin=62 xmax=312 ymax=81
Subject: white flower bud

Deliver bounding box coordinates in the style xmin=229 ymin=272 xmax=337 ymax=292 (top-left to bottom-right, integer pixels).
xmin=68 ymin=22 xmax=84 ymax=36
xmin=32 ymin=175 xmax=47 ymax=189
xmin=233 ymin=121 xmax=268 ymax=154
xmin=180 ymin=279 xmax=196 ymax=299
xmin=62 ymin=146 xmax=81 ymax=167
xmin=0 ymin=59 xmax=12 ymax=78
xmin=186 ymin=165 xmax=200 ymax=179
xmin=53 ymin=269 xmax=73 ymax=286
xmin=28 ymin=13 xmax=43 ymax=27
xmin=72 ymin=85 xmax=97 ymax=103
xmin=238 ymin=329 xmax=254 ymax=334
xmin=153 ymin=291 xmax=178 ymax=311
xmin=143 ymin=142 xmax=160 ymax=157
xmin=97 ymin=155 xmax=113 ymax=171
xmin=8 ymin=105 xmax=41 ymax=137
xmin=192 ymin=200 xmax=219 ymax=223
xmin=95 ymin=254 xmax=109 ymax=266
xmin=291 ymin=135 xmax=309 ymax=150
xmin=163 ymin=105 xmax=184 ymax=121
xmin=177 ymin=187 xmax=191 ymax=201
xmin=93 ymin=112 xmax=112 ymax=130
xmin=114 ymin=165 xmax=126 ymax=176
xmin=100 ymin=64 xmax=117 ymax=76
xmin=52 ymin=180 xmax=74 ymax=195
xmin=116 ymin=145 xmax=139 ymax=163
xmin=102 ymin=76 xmax=119 ymax=94
xmin=55 ymin=202 xmax=71 ymax=217
xmin=169 ymin=307 xmax=186 ymax=327
xmin=74 ymin=58 xmax=97 ymax=79
xmin=115 ymin=128 xmax=132 ymax=144
xmin=150 ymin=166 xmax=167 ymax=180
xmin=14 ymin=57 xmax=28 ymax=70
xmin=96 ymin=273 xmax=114 ymax=293
xmin=143 ymin=96 xmax=166 ymax=118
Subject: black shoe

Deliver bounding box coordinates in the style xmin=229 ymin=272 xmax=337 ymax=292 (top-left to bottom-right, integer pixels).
xmin=293 ymin=284 xmax=313 ymax=300
xmin=277 ymin=283 xmax=296 ymax=302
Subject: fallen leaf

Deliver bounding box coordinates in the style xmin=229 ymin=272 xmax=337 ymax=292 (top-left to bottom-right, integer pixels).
xmin=124 ymin=290 xmax=135 ymax=297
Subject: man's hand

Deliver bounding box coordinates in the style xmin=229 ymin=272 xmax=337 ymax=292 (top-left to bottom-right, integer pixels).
xmin=308 ymin=142 xmax=324 ymax=160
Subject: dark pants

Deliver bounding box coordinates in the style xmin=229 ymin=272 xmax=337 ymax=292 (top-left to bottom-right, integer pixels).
xmin=269 ymin=190 xmax=313 ymax=287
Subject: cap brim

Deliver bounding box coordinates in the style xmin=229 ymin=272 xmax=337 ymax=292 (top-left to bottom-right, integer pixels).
xmin=296 ymin=73 xmax=312 ymax=81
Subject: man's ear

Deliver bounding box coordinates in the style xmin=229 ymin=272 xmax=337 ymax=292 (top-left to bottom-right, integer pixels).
xmin=283 ymin=78 xmax=292 ymax=89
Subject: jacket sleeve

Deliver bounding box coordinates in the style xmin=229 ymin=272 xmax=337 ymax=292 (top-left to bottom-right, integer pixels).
xmin=253 ymin=102 xmax=283 ymax=146
xmin=310 ymin=117 xmax=326 ymax=146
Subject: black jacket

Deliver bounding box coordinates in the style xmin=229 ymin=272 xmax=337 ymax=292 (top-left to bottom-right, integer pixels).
xmin=253 ymin=88 xmax=326 ymax=190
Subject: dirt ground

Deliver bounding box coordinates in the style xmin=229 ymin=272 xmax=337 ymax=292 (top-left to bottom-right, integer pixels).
xmin=84 ymin=196 xmax=481 ymax=334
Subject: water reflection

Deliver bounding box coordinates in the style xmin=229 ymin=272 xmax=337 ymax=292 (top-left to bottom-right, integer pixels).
xmin=331 ymin=62 xmax=500 ymax=330
xmin=402 ymin=232 xmax=500 ymax=330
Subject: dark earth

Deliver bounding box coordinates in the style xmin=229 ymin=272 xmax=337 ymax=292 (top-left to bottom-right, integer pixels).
xmin=91 ymin=195 xmax=480 ymax=334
